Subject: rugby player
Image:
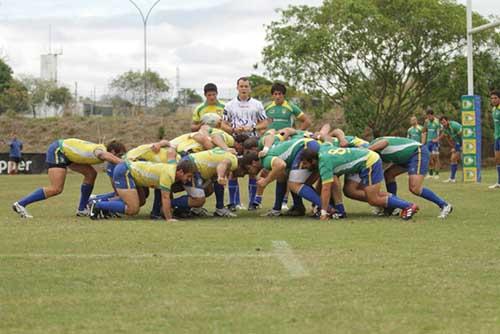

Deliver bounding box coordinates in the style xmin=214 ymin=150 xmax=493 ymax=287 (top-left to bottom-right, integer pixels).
xmin=369 ymin=136 xmax=452 ymax=218
xmin=438 ymin=116 xmax=463 ymax=183
xmin=422 ymin=109 xmax=441 ymax=179
xmin=407 ymin=116 xmax=423 ymax=143
xmin=13 ymin=138 xmax=126 ymax=218
xmin=489 ymin=90 xmax=500 ymax=189
xmin=191 ymin=83 xmax=225 ymax=132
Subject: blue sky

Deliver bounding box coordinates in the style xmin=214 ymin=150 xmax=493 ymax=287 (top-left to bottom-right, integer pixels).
xmin=0 ymin=0 xmax=498 ymax=99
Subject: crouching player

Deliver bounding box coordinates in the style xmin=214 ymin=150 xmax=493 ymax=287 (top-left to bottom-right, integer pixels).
xmin=91 ymin=150 xmax=196 ymax=221
xmin=13 ymin=138 xmax=125 ymax=218
xmin=369 ymin=137 xmax=452 ymax=218
xmin=300 ymin=144 xmax=419 ymax=221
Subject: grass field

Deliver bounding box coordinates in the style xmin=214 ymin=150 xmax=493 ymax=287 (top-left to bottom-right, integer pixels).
xmin=1 ymin=170 xmax=500 ymax=333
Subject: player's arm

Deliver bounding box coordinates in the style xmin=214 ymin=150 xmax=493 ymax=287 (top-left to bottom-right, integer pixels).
xmin=279 ymin=127 xmax=296 ymax=140
xmin=191 ymin=108 xmax=202 ymax=132
xmin=192 ymin=132 xmax=214 ymax=150
xmin=257 ymin=157 xmax=286 ymax=188
xmin=151 ymin=139 xmax=171 ymax=153
xmin=255 ymin=119 xmax=270 ymax=133
xmin=320 ymin=180 xmax=333 ymax=221
xmin=216 ymin=159 xmax=232 ymax=186
xmin=421 ymin=126 xmax=428 ymax=144
xmin=296 ymin=113 xmax=311 ymax=130
xmin=330 ymin=128 xmax=349 ymax=147
xmin=95 ymin=149 xmax=122 ymax=165
xmin=211 ymin=134 xmax=237 ymax=154
xmin=368 ymin=139 xmax=389 ymax=152
xmin=161 ymin=190 xmax=177 ymax=222
xmin=259 ymin=131 xmax=277 ymax=158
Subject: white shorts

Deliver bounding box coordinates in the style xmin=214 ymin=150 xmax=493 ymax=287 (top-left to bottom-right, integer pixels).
xmin=288 ymin=169 xmax=312 ymax=183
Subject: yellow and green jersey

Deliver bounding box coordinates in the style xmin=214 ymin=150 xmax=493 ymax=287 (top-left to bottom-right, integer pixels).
xmin=192 ymin=101 xmax=225 ymax=123
xmin=332 ymin=135 xmax=369 ymax=148
xmin=424 ymin=119 xmax=440 ymax=143
xmin=370 ymin=137 xmax=421 ymax=164
xmin=125 ymin=144 xmax=170 ymax=163
xmin=319 ymin=144 xmax=379 ymax=184
xmin=261 ymin=137 xmax=315 ymax=170
xmin=171 ymin=129 xmax=234 ymax=154
xmin=188 ymin=148 xmax=238 ymax=180
xmin=493 ymin=106 xmax=500 ymax=140
xmin=407 ymin=125 xmax=423 ymax=143
xmin=126 ymin=160 xmax=176 ymax=191
xmin=210 ymin=128 xmax=235 ymax=147
xmin=265 ymin=100 xmax=304 ymax=130
xmin=442 ymin=121 xmax=462 ymax=143
xmin=257 ymin=129 xmax=285 ymax=150
xmin=59 ymin=138 xmax=106 ymax=165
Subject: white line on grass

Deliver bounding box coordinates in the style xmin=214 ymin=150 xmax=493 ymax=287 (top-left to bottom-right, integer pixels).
xmin=272 ymin=240 xmax=310 ymax=278
xmin=0 ymin=252 xmax=273 ymax=260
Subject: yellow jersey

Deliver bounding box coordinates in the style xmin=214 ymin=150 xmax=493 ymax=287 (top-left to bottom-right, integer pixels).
xmin=127 ymin=160 xmax=176 ymax=191
xmin=170 ymin=133 xmax=205 ymax=154
xmin=210 ymin=128 xmax=235 ymax=147
xmin=192 ymin=101 xmax=225 ymax=123
xmin=188 ymin=148 xmax=238 ymax=180
xmin=59 ymin=138 xmax=106 ymax=165
xmin=125 ymin=144 xmax=170 ymax=163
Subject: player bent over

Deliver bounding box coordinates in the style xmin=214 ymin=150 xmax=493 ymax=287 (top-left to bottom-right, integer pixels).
xmin=13 ymin=138 xmax=125 ymax=218
xmin=438 ymin=116 xmax=463 ymax=183
xmin=369 ymin=137 xmax=453 ymax=219
xmin=300 ymin=144 xmax=419 ymax=221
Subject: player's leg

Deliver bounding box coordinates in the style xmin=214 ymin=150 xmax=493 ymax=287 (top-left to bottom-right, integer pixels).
xmin=433 ymin=145 xmax=441 ymax=179
xmin=489 ymin=139 xmax=500 ymax=188
xmin=445 ymin=144 xmax=460 ymax=183
xmin=150 ymin=189 xmax=163 ymax=219
xmin=384 ymin=164 xmax=407 ymax=196
xmin=227 ymin=175 xmax=241 ymax=211
xmin=69 ymin=163 xmax=98 ymax=216
xmin=427 ymin=142 xmax=435 ymax=177
xmin=250 ymin=169 xmax=268 ymax=210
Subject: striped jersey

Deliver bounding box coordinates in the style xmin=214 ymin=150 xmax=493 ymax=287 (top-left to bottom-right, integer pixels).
xmin=223 ymin=97 xmax=267 ymax=136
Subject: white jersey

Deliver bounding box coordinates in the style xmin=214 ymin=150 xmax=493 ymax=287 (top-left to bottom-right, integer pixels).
xmin=223 ymin=97 xmax=267 ymax=136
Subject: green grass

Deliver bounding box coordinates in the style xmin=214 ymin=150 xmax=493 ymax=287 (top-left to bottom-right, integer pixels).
xmin=1 ymin=171 xmax=500 ymax=333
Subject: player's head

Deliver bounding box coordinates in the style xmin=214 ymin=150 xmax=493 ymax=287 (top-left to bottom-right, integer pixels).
xmin=271 ymin=83 xmax=286 ymax=105
xmin=236 ymin=151 xmax=261 ymax=176
xmin=242 ymin=136 xmax=259 ymax=154
xmin=490 ymin=90 xmax=500 ymax=107
xmin=410 ymin=116 xmax=418 ymax=126
xmin=237 ymin=77 xmax=251 ymax=100
xmin=426 ymin=108 xmax=435 ymax=120
xmin=176 ymin=159 xmax=196 ymax=183
xmin=300 ymin=148 xmax=319 ymax=170
xmin=204 ymin=83 xmax=218 ymax=104
xmin=439 ymin=115 xmax=449 ymax=127
xmin=106 ymin=140 xmax=126 ymax=157
xmin=233 ymin=134 xmax=250 ymax=155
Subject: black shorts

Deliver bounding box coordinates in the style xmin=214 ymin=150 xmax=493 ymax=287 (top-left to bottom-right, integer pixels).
xmin=9 ymin=157 xmax=21 ymax=163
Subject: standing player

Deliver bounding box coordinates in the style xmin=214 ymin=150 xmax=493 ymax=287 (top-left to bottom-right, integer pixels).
xmin=369 ymin=137 xmax=452 ymax=218
xmin=407 ymin=116 xmax=423 ymax=143
xmin=222 ymin=77 xmax=268 ymax=211
xmin=422 ymin=109 xmax=441 ymax=179
xmin=191 ymin=83 xmax=225 ymax=132
xmin=7 ymin=132 xmax=23 ymax=175
xmin=489 ymin=90 xmax=500 ymax=189
xmin=13 ymin=139 xmax=125 ymax=218
xmin=439 ymin=116 xmax=463 ymax=183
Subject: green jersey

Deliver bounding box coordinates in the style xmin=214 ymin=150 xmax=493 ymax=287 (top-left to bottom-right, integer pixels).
xmin=424 ymin=119 xmax=440 ymax=143
xmin=291 ymin=130 xmax=315 ymax=140
xmin=442 ymin=121 xmax=462 ymax=143
xmin=318 ymin=144 xmax=380 ymax=184
xmin=332 ymin=136 xmax=369 ymax=148
xmin=265 ymin=100 xmax=304 ymax=130
xmin=258 ymin=130 xmax=284 ymax=150
xmin=493 ymin=106 xmax=500 ymax=140
xmin=371 ymin=137 xmax=421 ymax=164
xmin=261 ymin=137 xmax=312 ymax=170
xmin=407 ymin=125 xmax=423 ymax=143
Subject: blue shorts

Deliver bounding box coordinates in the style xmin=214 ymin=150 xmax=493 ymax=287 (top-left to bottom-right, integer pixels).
xmin=180 ymin=156 xmax=205 ymax=190
xmin=454 ymin=142 xmax=462 ymax=153
xmin=106 ymin=162 xmax=117 ymax=177
xmin=360 ymin=159 xmax=384 ymax=186
xmin=113 ymin=162 xmax=136 ymax=189
xmin=46 ymin=140 xmax=70 ymax=169
xmin=401 ymin=146 xmax=429 ymax=176
xmin=427 ymin=141 xmax=439 ymax=154
xmin=494 ymin=138 xmax=500 ymax=152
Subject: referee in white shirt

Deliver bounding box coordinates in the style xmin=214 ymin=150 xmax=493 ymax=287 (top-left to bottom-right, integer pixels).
xmin=222 ymin=77 xmax=269 ymax=211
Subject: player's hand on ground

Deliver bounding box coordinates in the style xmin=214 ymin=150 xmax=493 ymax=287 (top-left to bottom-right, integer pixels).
xmin=167 ymin=218 xmax=178 ymax=222
xmin=217 ymin=177 xmax=228 ymax=186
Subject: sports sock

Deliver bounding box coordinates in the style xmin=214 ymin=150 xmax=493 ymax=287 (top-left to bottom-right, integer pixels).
xmin=420 ymin=188 xmax=447 ymax=208
xmin=248 ymin=178 xmax=257 ymax=206
xmin=78 ymin=183 xmax=94 ymax=211
xmin=151 ymin=189 xmax=162 ymax=216
xmin=335 ymin=204 xmax=346 ymax=215
xmin=429 ymin=169 xmax=434 ymax=176
xmin=273 ymin=182 xmax=287 ymax=211
xmin=450 ymin=163 xmax=458 ymax=180
xmin=282 ymin=195 xmax=288 ymax=205
xmin=291 ymin=192 xmax=305 ymax=210
xmin=18 ymin=188 xmax=46 ymax=207
xmin=254 ymin=195 xmax=263 ymax=205
xmin=214 ymin=182 xmax=225 ymax=209
xmin=386 ymin=182 xmax=397 ymax=196
xmin=298 ymin=185 xmax=321 ymax=207
xmin=386 ymin=195 xmax=412 ymax=209
xmin=92 ymin=192 xmax=116 ymax=202
xmin=228 ymin=179 xmax=238 ymax=206
xmin=95 ymin=199 xmax=125 ymax=214
xmin=172 ymin=196 xmax=190 ymax=209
